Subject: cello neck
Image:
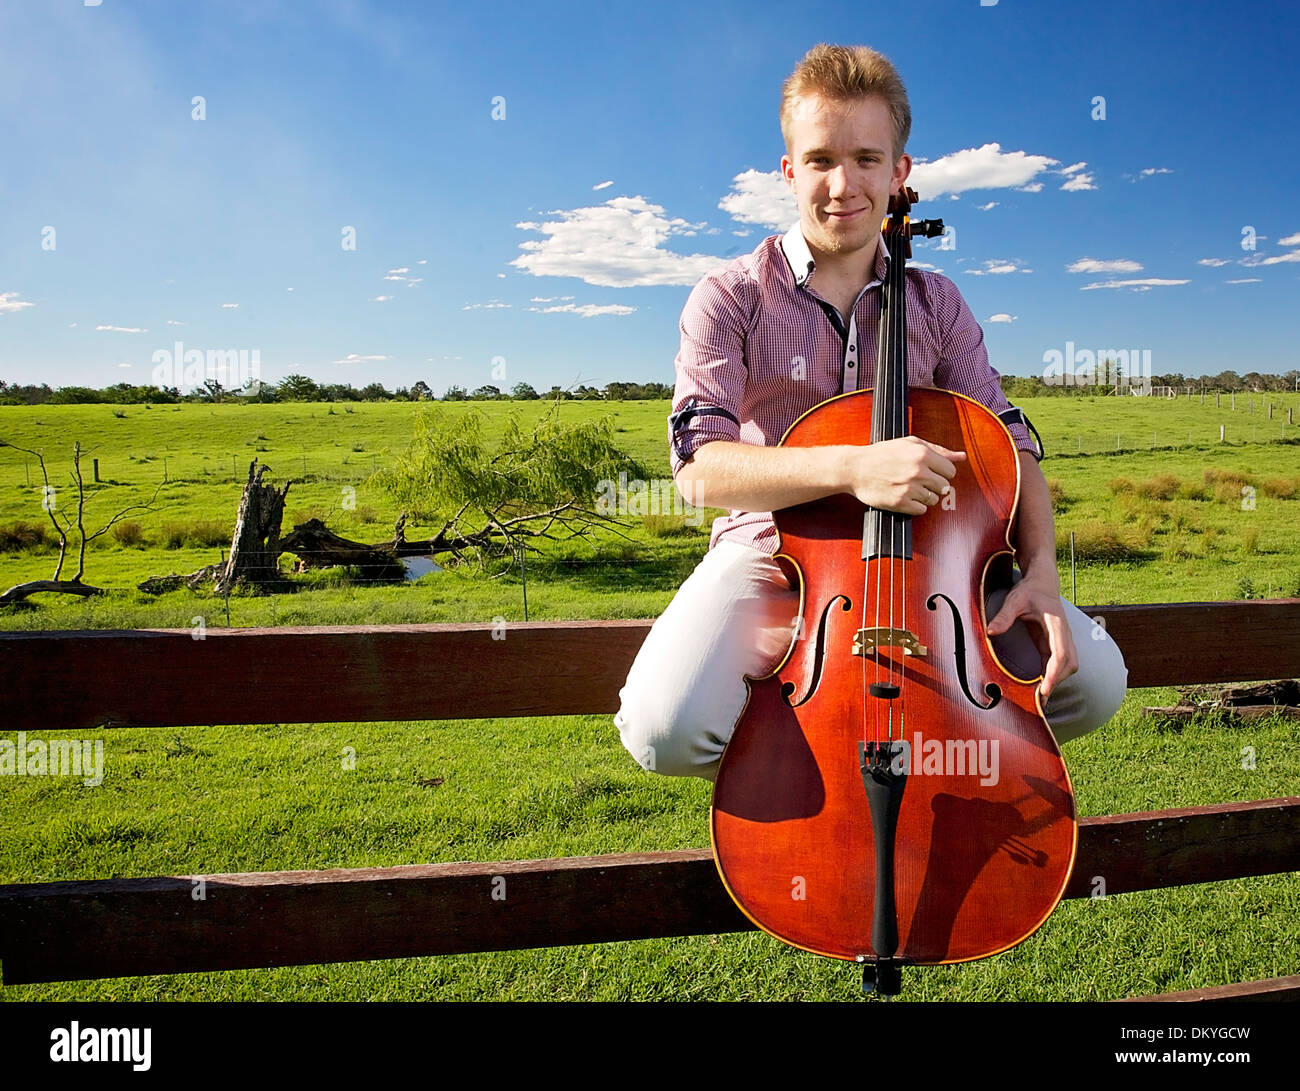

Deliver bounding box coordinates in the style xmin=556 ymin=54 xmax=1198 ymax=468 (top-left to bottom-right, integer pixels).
xmin=871 ymin=186 xmax=944 ymax=445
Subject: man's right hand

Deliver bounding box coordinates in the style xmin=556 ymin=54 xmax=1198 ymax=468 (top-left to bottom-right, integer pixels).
xmin=837 ymin=436 xmax=967 ymax=515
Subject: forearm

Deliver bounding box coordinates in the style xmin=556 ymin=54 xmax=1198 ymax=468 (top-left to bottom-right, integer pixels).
xmin=674 ymin=441 xmax=845 ymax=513
xmin=1013 ymin=451 xmax=1060 ymax=589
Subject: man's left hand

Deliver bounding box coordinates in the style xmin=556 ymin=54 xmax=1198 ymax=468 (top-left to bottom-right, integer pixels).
xmin=986 ymin=576 xmax=1078 ymax=702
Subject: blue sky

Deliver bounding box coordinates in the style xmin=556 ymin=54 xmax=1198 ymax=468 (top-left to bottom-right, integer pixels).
xmin=1 ymin=0 xmax=1297 ymax=396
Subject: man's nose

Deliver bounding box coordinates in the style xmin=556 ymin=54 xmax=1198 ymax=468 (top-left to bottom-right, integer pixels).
xmin=828 ymin=164 xmax=856 ymax=198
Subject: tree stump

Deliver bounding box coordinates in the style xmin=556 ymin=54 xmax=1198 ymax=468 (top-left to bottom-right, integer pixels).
xmin=214 ymin=460 xmax=291 ymax=595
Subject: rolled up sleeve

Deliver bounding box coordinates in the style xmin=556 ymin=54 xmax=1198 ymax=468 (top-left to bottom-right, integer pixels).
xmin=668 ymin=275 xmax=753 ymax=478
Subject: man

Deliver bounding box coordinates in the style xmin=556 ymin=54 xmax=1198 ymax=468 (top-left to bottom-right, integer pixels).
xmin=615 ymin=43 xmax=1127 ymax=779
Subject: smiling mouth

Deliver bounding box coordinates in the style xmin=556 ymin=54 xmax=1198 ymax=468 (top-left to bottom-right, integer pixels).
xmin=826 ymin=209 xmax=865 ymax=219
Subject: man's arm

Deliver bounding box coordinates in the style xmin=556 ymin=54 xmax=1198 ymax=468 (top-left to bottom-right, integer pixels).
xmin=676 ymin=435 xmax=967 ymax=516
xmin=987 ymin=450 xmax=1078 ymax=700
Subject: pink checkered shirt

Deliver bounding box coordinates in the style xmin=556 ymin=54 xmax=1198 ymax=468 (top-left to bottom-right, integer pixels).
xmin=669 ymin=222 xmax=1037 ymax=554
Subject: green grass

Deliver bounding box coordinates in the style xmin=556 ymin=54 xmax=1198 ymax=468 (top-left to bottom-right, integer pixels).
xmin=2 ymin=699 xmax=1296 ymax=1001
xmin=1 ymin=397 xmax=1298 ymax=1000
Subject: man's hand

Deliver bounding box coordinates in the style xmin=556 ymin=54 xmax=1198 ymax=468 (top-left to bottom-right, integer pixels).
xmin=839 ymin=436 xmax=967 ymax=515
xmin=985 ymin=573 xmax=1079 ymax=701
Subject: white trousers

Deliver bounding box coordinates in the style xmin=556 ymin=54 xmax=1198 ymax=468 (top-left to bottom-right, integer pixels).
xmin=615 ymin=541 xmax=1129 ymax=780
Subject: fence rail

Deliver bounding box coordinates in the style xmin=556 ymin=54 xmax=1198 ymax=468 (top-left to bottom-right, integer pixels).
xmin=2 ymin=599 xmax=1299 ymax=994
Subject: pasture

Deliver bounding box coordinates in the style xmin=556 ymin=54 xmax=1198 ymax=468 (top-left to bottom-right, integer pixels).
xmin=1 ymin=393 xmax=1298 ymax=1001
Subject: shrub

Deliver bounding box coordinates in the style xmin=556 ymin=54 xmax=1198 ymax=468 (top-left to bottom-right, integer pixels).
xmin=1260 ymin=476 xmax=1298 ymax=500
xmin=161 ymin=519 xmax=230 ymax=549
xmin=1057 ymin=520 xmax=1147 ymax=563
xmin=112 ymin=520 xmax=146 ymax=547
xmin=1135 ymin=472 xmax=1179 ymax=500
xmin=0 ymin=520 xmax=49 ymax=553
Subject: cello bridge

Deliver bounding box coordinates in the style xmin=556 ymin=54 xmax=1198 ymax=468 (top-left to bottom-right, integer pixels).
xmin=853 ymin=627 xmax=927 ymax=657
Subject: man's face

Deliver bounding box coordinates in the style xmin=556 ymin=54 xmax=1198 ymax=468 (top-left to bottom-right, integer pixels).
xmin=781 ymin=92 xmax=912 ymax=266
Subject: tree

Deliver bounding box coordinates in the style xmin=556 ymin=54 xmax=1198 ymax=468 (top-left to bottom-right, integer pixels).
xmin=0 ymin=440 xmax=163 ymax=606
xmin=512 ymin=382 xmax=539 ymax=400
xmin=411 ymin=380 xmax=434 ymax=401
xmin=277 ymin=374 xmax=321 ymax=401
xmin=368 ymin=402 xmax=646 ymax=567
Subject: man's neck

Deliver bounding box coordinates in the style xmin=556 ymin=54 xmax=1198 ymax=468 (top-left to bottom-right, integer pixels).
xmin=806 ymin=234 xmax=882 ymax=289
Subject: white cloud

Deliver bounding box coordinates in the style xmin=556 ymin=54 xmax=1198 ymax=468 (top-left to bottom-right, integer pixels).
xmin=1138 ymin=167 xmax=1173 ymax=179
xmin=593 ymin=180 xmax=613 ymax=190
xmin=1067 ymin=258 xmax=1143 ymax=274
xmin=221 ymin=302 xmax=239 ymax=308
xmin=118 ymin=362 xmax=131 ymax=368
xmin=166 ymin=319 xmax=183 ymax=325
xmin=1060 ymin=162 xmax=1087 ymax=175
xmin=1280 ymin=232 xmax=1300 ymax=246
xmin=1080 ymin=278 xmax=1190 ymax=291
xmin=1242 ymin=249 xmax=1300 ymax=267
xmin=417 ymin=259 xmax=427 ymax=264
xmin=383 ymin=274 xmax=408 ymax=281
xmin=1060 ymin=172 xmax=1097 ymax=192
xmin=977 ymin=202 xmax=997 ymax=211
xmin=333 ymin=354 xmax=391 ymax=364
xmin=1198 ymin=258 xmax=1231 ymax=267
xmin=909 ymin=143 xmax=1060 ymax=196
xmin=965 ymin=259 xmax=1031 ymax=276
xmin=717 ymin=168 xmax=796 ymax=230
xmin=1225 ymin=278 xmax=1262 ymax=284
xmin=988 ymin=313 xmax=1017 ymax=323
xmin=1017 ymin=183 xmax=1043 ymax=193
xmin=387 ymin=267 xmax=409 ymax=275
xmin=463 ymin=300 xmax=510 ymax=310
xmin=513 ymin=195 xmax=727 ymax=287
xmin=372 ymin=295 xmax=393 ymax=302
xmin=95 ymin=324 xmax=147 ymax=332
xmin=1 ymin=292 xmax=35 ymax=315
xmin=406 ymin=278 xmax=423 ymax=286
xmin=527 ymin=302 xmax=636 ymax=317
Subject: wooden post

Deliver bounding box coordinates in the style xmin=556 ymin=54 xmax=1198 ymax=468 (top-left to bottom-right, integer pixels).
xmin=1220 ymin=425 xmax=1226 ymax=442
xmin=1269 ymin=403 xmax=1274 ymax=419
xmin=92 ymin=459 xmax=100 ymax=483
xmin=1217 ymin=392 xmax=1221 ymax=408
xmin=1233 ymin=393 xmax=1236 ymax=410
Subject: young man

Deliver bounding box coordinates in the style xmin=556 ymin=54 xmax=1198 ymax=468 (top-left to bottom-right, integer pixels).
xmin=615 ymin=43 xmax=1127 ymax=779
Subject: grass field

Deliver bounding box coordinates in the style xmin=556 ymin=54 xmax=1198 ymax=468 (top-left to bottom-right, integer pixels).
xmin=2 ymin=394 xmax=1298 ymax=1002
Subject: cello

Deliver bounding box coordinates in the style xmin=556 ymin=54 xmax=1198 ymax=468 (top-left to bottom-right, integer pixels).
xmin=710 ymin=186 xmax=1076 ymax=998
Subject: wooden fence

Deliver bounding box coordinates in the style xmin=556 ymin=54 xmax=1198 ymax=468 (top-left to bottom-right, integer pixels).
xmin=1 ymin=600 xmax=1298 ymax=998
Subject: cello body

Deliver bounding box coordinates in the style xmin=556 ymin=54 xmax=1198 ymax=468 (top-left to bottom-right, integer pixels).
xmin=710 ymin=193 xmax=1075 ymax=983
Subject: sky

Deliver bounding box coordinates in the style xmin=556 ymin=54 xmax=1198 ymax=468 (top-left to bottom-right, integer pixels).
xmin=1 ymin=0 xmax=1298 ymax=397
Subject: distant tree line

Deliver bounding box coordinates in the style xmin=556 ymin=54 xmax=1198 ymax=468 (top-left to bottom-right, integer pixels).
xmin=1000 ymin=370 xmax=1300 ymax=400
xmin=0 ymin=376 xmax=676 ymax=406
xmin=2 ymin=370 xmax=1298 ymax=407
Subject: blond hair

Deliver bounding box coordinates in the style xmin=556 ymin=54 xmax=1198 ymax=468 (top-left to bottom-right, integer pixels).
xmin=780 ymin=44 xmax=911 ymax=160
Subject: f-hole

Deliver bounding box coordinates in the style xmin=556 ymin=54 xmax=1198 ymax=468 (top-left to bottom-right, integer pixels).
xmin=925 ymin=593 xmax=1002 ymax=711
xmin=783 ymin=594 xmax=852 ymax=707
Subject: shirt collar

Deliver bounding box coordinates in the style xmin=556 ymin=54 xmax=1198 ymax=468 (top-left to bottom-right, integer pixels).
xmin=779 ymin=222 xmax=889 ymax=289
